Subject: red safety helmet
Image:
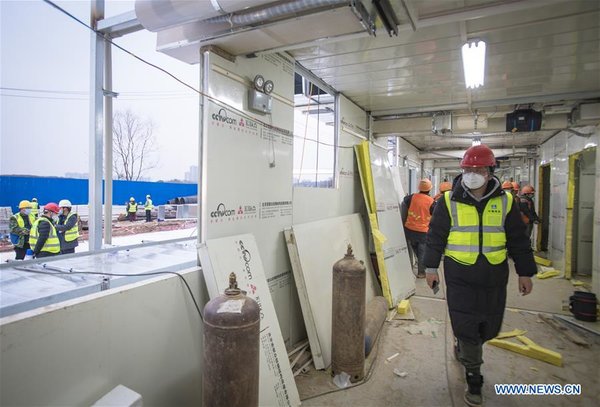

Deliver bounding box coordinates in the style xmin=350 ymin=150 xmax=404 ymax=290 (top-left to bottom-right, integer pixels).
xmin=439 ymin=181 xmax=453 ymax=193
xmin=501 ymin=181 xmax=513 ymax=190
xmin=511 ymin=181 xmax=520 ymax=192
xmin=44 ymin=202 xmax=60 ymax=214
xmin=521 ymin=185 xmax=535 ymax=194
xmin=460 ymin=144 xmax=496 ymax=168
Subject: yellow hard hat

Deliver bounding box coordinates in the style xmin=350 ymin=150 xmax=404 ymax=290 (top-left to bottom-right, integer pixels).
xmin=19 ymin=200 xmax=31 ymax=209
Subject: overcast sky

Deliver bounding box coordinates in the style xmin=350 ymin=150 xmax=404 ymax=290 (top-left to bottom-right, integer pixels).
xmin=1 ymin=0 xmax=199 ymax=181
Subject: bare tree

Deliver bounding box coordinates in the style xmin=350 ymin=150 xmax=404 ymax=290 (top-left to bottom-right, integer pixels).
xmin=113 ymin=109 xmax=158 ymax=181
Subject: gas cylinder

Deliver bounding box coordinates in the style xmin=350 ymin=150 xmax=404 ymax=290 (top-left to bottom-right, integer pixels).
xmin=202 ymin=273 xmax=260 ymax=407
xmin=331 ymin=244 xmax=366 ymax=382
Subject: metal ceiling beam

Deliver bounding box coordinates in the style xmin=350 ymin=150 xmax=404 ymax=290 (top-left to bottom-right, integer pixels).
xmin=372 ymin=91 xmax=600 ymax=118
xmin=97 ymin=10 xmax=143 ymax=37
xmin=419 ymin=148 xmax=528 ymax=160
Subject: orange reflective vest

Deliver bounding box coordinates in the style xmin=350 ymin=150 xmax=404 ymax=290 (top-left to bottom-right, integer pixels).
xmin=404 ymin=193 xmax=434 ymax=232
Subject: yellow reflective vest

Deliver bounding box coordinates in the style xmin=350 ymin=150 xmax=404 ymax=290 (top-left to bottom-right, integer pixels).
xmin=144 ymin=199 xmax=153 ymax=210
xmin=63 ymin=212 xmax=80 ymax=242
xmin=30 ymin=217 xmax=61 ymax=254
xmin=444 ymin=191 xmax=513 ymax=265
xmin=128 ymin=202 xmax=137 ymax=213
xmin=15 ymin=213 xmax=35 ymax=229
xmin=30 ymin=201 xmax=39 ymax=217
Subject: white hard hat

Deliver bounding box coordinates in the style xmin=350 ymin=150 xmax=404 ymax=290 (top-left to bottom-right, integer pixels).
xmin=146 ymin=194 xmax=151 ymax=198
xmin=58 ymin=199 xmax=72 ymax=208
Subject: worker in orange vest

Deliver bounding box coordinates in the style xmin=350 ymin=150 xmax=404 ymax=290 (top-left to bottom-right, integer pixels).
xmin=401 ymin=179 xmax=434 ymax=278
xmin=430 ymin=180 xmax=453 ymax=215
xmin=519 ymin=185 xmax=540 ymax=238
xmin=511 ymin=181 xmax=520 ymax=198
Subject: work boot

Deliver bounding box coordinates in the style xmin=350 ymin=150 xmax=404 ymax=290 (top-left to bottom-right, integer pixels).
xmin=464 ymin=371 xmax=483 ymax=406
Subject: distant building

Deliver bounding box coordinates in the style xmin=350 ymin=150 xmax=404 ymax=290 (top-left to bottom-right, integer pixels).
xmin=184 ymin=166 xmax=198 ymax=182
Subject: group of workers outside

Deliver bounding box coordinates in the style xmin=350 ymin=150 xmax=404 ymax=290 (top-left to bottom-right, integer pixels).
xmin=9 ymin=198 xmax=79 ymax=259
xmin=401 ymin=144 xmax=538 ymax=406
xmin=126 ymin=195 xmax=154 ymax=222
xmin=9 ymin=194 xmax=154 ymax=260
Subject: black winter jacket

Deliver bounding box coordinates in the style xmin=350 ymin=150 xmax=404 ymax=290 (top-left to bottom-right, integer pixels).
xmin=423 ymin=175 xmax=536 ymax=276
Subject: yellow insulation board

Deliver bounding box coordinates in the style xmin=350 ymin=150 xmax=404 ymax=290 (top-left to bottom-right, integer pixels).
xmin=397 ymin=300 xmax=411 ymax=314
xmin=534 ymin=255 xmax=553 ymax=267
xmin=355 ymin=141 xmax=394 ymax=309
xmin=488 ymin=335 xmax=562 ymax=366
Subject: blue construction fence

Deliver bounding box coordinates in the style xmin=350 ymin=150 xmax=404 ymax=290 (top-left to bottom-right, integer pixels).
xmin=1 ymin=176 xmax=198 ymax=213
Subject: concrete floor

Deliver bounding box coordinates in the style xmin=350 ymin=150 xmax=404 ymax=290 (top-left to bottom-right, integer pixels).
xmin=296 ymin=266 xmax=599 ymax=407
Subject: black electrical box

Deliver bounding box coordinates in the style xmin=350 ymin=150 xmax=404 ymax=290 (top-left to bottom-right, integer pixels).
xmin=506 ymin=109 xmax=542 ymax=132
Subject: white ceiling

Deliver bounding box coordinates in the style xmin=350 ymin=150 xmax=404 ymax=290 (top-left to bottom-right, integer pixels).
xmin=288 ymin=0 xmax=600 ymax=152
xmin=133 ymin=0 xmax=600 ymax=153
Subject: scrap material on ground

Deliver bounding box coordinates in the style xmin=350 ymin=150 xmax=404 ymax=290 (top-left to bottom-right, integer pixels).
xmin=296 ymin=268 xmax=599 ymax=407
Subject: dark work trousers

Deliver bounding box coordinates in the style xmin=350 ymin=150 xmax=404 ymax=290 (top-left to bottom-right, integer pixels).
xmin=61 ymin=248 xmax=75 ymax=254
xmin=525 ymin=223 xmax=534 ymax=239
xmin=14 ymin=242 xmax=31 ymax=260
xmin=457 ymin=338 xmax=483 ymax=373
xmin=405 ymin=228 xmax=427 ymax=275
xmin=128 ymin=212 xmax=137 ymax=222
xmin=146 ymin=210 xmax=151 ymax=222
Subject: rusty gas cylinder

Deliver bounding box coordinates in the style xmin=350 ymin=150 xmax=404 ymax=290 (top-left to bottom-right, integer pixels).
xmin=331 ymin=244 xmax=366 ymax=382
xmin=203 ymin=272 xmax=260 ymax=407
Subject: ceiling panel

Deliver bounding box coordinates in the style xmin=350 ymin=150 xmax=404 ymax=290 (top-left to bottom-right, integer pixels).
xmin=289 ymin=0 xmax=599 ymax=152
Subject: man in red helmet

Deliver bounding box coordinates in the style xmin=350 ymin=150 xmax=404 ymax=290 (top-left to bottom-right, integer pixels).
xmin=423 ymin=144 xmax=536 ymax=406
xmin=401 ymin=179 xmax=434 ymax=278
xmin=29 ymin=203 xmax=61 ymax=258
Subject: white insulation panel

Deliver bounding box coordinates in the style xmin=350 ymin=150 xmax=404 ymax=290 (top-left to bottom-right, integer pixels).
xmin=285 ymin=213 xmax=381 ymax=370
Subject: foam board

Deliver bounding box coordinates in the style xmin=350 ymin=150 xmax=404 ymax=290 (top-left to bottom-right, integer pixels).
xmin=285 ymin=213 xmax=381 ymax=369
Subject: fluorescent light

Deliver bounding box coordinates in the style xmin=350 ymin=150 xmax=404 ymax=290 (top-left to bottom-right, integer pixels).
xmin=461 ymin=40 xmax=486 ymax=89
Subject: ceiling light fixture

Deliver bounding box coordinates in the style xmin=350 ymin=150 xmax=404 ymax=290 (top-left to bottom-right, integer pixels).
xmin=461 ymin=40 xmax=486 ymax=89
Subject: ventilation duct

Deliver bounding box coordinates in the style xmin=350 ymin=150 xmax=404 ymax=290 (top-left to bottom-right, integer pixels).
xmin=135 ymin=0 xmax=375 ymax=63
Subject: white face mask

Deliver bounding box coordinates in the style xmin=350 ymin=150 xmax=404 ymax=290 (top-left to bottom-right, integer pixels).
xmin=463 ymin=172 xmax=486 ymax=190
xmin=23 ymin=209 xmax=31 ymax=215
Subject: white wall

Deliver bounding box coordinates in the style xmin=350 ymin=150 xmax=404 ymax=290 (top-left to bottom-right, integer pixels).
xmin=539 ymin=126 xmax=599 ymax=281
xmin=0 ymin=269 xmax=205 ymax=406
xmin=392 ymin=137 xmax=421 ymax=195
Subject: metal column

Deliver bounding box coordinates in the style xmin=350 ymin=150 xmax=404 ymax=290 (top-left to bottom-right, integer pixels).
xmin=89 ymin=0 xmax=105 ymax=251
xmin=104 ymin=39 xmax=113 ymax=245
xmin=198 ymin=49 xmax=210 ymax=247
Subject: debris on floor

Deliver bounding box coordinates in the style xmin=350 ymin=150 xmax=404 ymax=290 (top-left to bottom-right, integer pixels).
xmin=538 ymin=313 xmax=591 ymax=347
xmin=534 ymin=255 xmax=552 ymax=267
xmin=488 ymin=334 xmax=563 ymax=366
xmin=393 ymin=368 xmax=408 ymax=378
xmin=536 ymin=266 xmax=560 ymax=279
xmin=404 ymin=318 xmax=442 ymax=337
xmin=386 ymin=352 xmax=399 ymax=362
